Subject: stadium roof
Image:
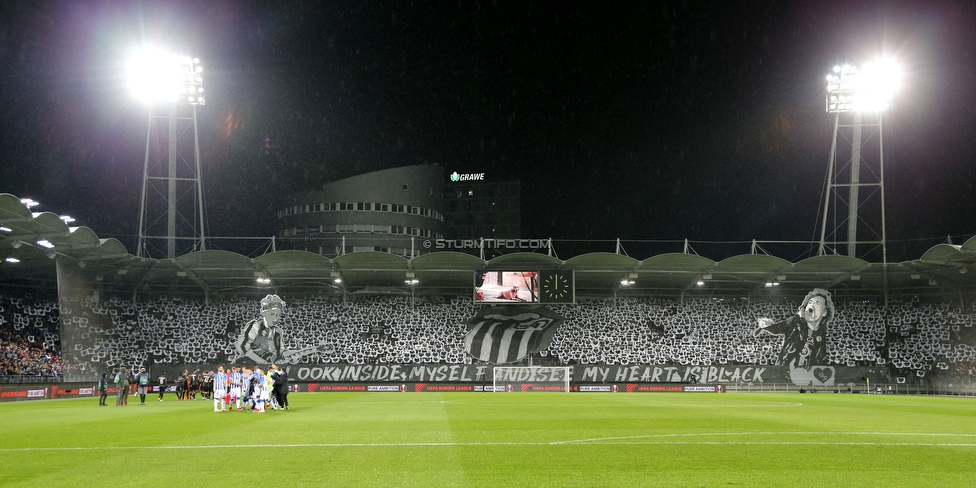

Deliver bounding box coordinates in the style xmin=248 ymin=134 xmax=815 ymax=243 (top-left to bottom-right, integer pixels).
xmin=3 ymin=193 xmax=976 ymax=300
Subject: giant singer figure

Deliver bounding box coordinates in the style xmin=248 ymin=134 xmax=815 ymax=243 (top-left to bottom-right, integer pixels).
xmin=754 ymin=288 xmax=834 ymax=369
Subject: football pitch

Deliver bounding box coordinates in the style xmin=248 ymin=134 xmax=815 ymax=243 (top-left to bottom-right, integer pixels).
xmin=1 ymin=392 xmax=975 ymax=487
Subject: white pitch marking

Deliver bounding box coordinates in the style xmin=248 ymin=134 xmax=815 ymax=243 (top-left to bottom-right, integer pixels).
xmin=551 ymin=431 xmax=976 ymax=445
xmin=331 ymin=401 xmax=805 ymax=408
xmin=4 ymin=433 xmax=976 ymax=452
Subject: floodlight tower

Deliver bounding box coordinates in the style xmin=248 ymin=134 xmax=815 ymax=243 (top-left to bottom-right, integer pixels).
xmin=818 ymin=60 xmax=900 ymax=263
xmin=128 ymin=49 xmax=207 ymax=258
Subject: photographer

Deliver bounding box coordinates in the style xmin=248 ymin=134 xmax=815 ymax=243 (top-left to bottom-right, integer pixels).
xmin=97 ymin=372 xmax=108 ymax=406
xmin=114 ymin=369 xmax=130 ymax=406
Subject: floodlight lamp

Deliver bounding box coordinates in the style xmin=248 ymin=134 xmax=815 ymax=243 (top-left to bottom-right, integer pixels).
xmin=126 ymin=47 xmax=205 ymax=106
xmin=825 ymin=58 xmax=901 ymax=113
xmin=696 ymin=281 xmax=705 ymax=286
xmin=59 ymin=215 xmax=75 ymax=223
xmin=5 ymin=257 xmax=20 ymax=263
xmin=0 ymin=226 xmax=11 ymax=233
xmin=256 ymin=277 xmax=271 ymax=284
xmin=20 ymin=198 xmax=39 ymax=208
xmin=37 ymin=239 xmax=54 ymax=249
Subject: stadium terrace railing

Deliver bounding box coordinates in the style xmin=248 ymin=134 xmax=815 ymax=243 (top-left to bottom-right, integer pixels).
xmin=0 ymin=375 xmax=63 ymax=385
xmin=134 ymin=234 xmax=964 ymax=262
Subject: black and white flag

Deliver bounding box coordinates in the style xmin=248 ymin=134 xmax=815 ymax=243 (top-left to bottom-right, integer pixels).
xmin=464 ymin=307 xmax=563 ymax=364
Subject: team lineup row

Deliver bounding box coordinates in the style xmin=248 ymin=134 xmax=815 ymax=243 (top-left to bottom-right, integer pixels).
xmin=96 ymin=363 xmax=291 ymax=411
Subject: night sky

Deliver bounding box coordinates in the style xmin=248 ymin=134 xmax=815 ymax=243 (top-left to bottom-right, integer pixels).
xmin=1 ymin=1 xmax=974 ymax=261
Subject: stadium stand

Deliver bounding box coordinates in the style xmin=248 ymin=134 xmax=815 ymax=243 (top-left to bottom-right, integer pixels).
xmin=3 ymin=291 xmax=973 ymax=384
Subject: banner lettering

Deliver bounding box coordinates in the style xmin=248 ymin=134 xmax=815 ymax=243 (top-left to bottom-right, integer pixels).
xmin=292 ymin=363 xmax=886 ymax=385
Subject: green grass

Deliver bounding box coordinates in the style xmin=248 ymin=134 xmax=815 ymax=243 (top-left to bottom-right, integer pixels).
xmin=1 ymin=392 xmax=975 ymax=487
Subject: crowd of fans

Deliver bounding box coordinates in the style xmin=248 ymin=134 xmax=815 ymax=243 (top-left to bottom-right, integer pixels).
xmin=1 ymin=332 xmax=63 ymax=376
xmin=885 ymin=300 xmax=976 ymax=378
xmin=2 ymin=292 xmax=974 ymax=382
xmin=0 ymin=295 xmax=63 ymax=377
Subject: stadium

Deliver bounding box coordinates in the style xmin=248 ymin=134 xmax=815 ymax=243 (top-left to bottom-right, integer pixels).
xmin=3 ymin=188 xmax=976 ymax=485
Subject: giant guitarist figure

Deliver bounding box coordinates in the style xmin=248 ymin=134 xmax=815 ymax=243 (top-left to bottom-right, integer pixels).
xmin=234 ymin=294 xmax=293 ymax=364
xmin=234 ymin=294 xmax=333 ymax=364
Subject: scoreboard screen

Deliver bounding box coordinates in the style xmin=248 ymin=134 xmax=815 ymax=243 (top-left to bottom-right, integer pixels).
xmin=473 ymin=270 xmax=574 ymax=304
xmin=474 ymin=271 xmax=538 ymax=304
